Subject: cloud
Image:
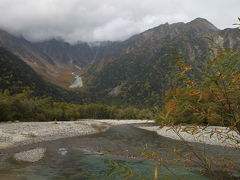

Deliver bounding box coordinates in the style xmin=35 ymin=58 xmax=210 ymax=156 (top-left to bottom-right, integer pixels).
xmin=0 ymin=0 xmax=238 ymax=43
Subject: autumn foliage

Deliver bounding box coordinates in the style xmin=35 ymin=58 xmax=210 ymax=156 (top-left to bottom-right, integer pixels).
xmin=158 ymin=47 xmax=240 ymax=131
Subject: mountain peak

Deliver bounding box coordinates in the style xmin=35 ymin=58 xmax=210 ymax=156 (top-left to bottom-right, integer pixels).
xmin=188 ymin=17 xmax=219 ymax=31
xmin=191 ymin=17 xmax=210 ymax=23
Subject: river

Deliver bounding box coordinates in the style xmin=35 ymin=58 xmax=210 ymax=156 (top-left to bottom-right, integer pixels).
xmin=0 ymin=124 xmax=239 ymax=179
xmin=69 ymin=75 xmax=83 ymax=88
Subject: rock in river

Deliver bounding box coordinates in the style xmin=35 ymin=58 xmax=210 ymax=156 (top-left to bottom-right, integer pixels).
xmin=14 ymin=148 xmax=46 ymax=162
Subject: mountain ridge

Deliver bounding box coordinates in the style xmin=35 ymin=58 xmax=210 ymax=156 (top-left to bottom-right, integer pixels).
xmin=0 ymin=18 xmax=239 ymax=106
xmin=83 ymin=18 xmax=240 ymax=106
xmin=0 ymin=47 xmax=69 ymax=100
xmin=0 ymin=29 xmax=122 ymax=88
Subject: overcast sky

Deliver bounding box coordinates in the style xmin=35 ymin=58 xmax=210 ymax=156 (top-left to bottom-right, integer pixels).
xmin=0 ymin=0 xmax=238 ymax=43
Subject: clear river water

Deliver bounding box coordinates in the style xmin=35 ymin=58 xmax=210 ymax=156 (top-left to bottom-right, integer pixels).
xmin=0 ymin=124 xmax=239 ymax=180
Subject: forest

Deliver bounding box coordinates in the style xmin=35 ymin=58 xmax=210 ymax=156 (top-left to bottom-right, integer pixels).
xmin=0 ymin=90 xmax=152 ymax=122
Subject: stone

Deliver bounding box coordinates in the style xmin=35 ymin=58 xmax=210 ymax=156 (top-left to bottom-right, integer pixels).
xmin=14 ymin=148 xmax=46 ymax=162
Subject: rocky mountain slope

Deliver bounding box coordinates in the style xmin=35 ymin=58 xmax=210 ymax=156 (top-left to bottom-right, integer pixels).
xmin=83 ymin=18 xmax=240 ymax=106
xmin=0 ymin=31 xmax=120 ymax=88
xmin=0 ymin=18 xmax=239 ymax=106
xmin=0 ymin=47 xmax=95 ymax=103
xmin=0 ymin=47 xmax=69 ymax=99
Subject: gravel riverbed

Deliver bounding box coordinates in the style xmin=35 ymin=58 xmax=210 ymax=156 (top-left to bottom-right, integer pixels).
xmin=136 ymin=124 xmax=240 ymax=148
xmin=0 ymin=120 xmax=153 ymax=150
xmin=1 ymin=120 xmax=239 ymax=150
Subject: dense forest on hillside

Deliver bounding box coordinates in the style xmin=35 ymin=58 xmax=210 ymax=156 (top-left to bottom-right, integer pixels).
xmin=0 ymin=47 xmax=153 ymax=122
xmin=0 ymin=47 xmax=68 ymax=99
xmin=83 ymin=19 xmax=240 ymax=106
xmin=0 ymin=90 xmax=152 ymax=122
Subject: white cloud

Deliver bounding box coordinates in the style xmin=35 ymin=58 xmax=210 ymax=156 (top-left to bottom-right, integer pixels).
xmin=0 ymin=0 xmax=238 ymax=43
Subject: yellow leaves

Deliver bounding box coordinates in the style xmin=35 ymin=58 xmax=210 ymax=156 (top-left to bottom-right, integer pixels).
xmin=165 ymin=99 xmax=177 ymax=115
xmin=218 ymin=98 xmax=227 ymax=102
xmin=183 ymin=79 xmax=195 ymax=86
xmin=182 ymin=63 xmax=192 ymax=71
xmin=175 ymin=87 xmax=185 ymax=97
xmin=232 ymin=74 xmax=240 ymax=83
xmin=207 ymin=58 xmax=217 ymax=68
xmin=190 ymin=91 xmax=201 ymax=96
xmin=174 ymin=58 xmax=192 ymax=77
xmin=179 ymin=63 xmax=192 ymax=77
xmin=220 ymin=74 xmax=227 ymax=79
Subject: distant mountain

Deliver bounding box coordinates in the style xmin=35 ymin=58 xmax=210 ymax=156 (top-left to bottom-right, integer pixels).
xmin=0 ymin=18 xmax=239 ymax=106
xmin=0 ymin=30 xmax=121 ymax=88
xmin=0 ymin=30 xmax=54 ymax=65
xmin=0 ymin=47 xmax=96 ymax=104
xmin=0 ymin=47 xmax=69 ymax=100
xmin=33 ymin=40 xmax=120 ymax=67
xmin=83 ymin=18 xmax=240 ymax=106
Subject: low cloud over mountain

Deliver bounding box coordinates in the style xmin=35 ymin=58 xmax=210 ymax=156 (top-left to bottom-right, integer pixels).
xmin=0 ymin=0 xmax=238 ymax=43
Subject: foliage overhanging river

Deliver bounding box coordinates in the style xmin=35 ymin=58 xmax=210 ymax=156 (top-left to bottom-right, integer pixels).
xmin=0 ymin=123 xmax=239 ymax=179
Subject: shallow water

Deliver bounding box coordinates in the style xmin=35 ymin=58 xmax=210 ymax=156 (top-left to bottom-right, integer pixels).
xmin=0 ymin=124 xmax=239 ymax=179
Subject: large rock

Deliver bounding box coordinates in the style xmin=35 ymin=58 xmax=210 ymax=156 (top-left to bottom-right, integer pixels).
xmin=14 ymin=148 xmax=46 ymax=162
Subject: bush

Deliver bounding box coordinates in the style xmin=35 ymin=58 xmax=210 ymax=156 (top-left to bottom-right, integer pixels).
xmin=158 ymin=48 xmax=240 ymax=127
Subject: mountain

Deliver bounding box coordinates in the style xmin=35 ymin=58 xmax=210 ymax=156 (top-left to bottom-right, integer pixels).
xmin=33 ymin=40 xmax=121 ymax=66
xmin=0 ymin=30 xmax=55 ymax=66
xmin=0 ymin=47 xmax=95 ymax=103
xmin=0 ymin=47 xmax=69 ymax=99
xmin=83 ymin=18 xmax=240 ymax=106
xmin=0 ymin=30 xmax=121 ymax=88
xmin=0 ymin=18 xmax=239 ymax=106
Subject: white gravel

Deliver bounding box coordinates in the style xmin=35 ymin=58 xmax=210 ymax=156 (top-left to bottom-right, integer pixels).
xmin=0 ymin=120 xmax=152 ymax=149
xmin=137 ymin=125 xmax=240 ymax=148
xmin=14 ymin=148 xmax=46 ymax=162
xmin=1 ymin=120 xmax=239 ymax=149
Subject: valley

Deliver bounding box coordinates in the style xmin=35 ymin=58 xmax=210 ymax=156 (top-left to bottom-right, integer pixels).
xmin=1 ymin=18 xmax=239 ymax=106
xmin=0 ymin=15 xmax=240 ymax=179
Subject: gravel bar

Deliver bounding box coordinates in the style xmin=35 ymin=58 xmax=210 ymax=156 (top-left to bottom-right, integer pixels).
xmin=0 ymin=120 xmax=152 ymax=149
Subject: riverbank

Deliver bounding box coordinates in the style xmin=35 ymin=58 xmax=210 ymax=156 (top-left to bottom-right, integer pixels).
xmin=136 ymin=124 xmax=240 ymax=148
xmin=1 ymin=120 xmax=239 ymax=150
xmin=0 ymin=120 xmax=153 ymax=150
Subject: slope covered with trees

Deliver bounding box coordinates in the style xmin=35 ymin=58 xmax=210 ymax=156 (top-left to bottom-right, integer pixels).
xmin=83 ymin=18 xmax=240 ymax=106
xmin=0 ymin=47 xmax=70 ymax=100
xmin=0 ymin=30 xmax=121 ymax=88
xmin=0 ymin=47 xmax=152 ymax=122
